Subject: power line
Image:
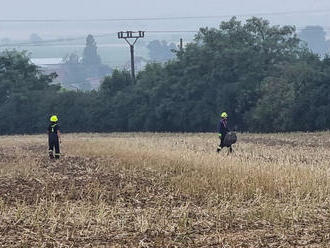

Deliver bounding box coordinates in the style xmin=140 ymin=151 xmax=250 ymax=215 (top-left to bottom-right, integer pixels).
xmin=1 ymin=9 xmax=330 ymax=23
xmin=0 ymin=33 xmax=115 ymax=47
xmin=0 ymin=31 xmax=197 ymax=48
xmin=145 ymin=30 xmax=197 ymax=33
xmin=2 ymin=26 xmax=330 ymax=48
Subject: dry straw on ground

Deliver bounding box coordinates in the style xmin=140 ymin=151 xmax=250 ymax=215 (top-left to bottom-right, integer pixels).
xmin=0 ymin=132 xmax=330 ymax=247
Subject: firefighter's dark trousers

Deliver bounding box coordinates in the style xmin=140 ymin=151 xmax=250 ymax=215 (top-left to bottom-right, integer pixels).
xmin=49 ymin=136 xmax=60 ymax=159
xmin=219 ymin=135 xmax=225 ymax=149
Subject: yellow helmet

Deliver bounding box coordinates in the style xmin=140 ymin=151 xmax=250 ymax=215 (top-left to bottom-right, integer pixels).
xmin=50 ymin=115 xmax=58 ymax=122
xmin=220 ymin=112 xmax=228 ymax=118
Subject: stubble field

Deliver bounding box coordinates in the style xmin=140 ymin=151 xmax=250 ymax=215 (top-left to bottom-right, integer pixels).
xmin=0 ymin=132 xmax=330 ymax=247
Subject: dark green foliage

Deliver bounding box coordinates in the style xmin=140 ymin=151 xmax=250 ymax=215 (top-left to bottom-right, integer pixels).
xmin=1 ymin=17 xmax=330 ymax=134
xmin=0 ymin=50 xmax=59 ymax=134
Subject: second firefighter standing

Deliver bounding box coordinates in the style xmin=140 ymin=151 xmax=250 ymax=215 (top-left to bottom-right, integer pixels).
xmin=48 ymin=115 xmax=61 ymax=159
xmin=217 ymin=112 xmax=233 ymax=153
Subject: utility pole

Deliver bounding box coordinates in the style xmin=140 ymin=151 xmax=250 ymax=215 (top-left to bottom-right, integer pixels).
xmin=118 ymin=31 xmax=145 ymax=82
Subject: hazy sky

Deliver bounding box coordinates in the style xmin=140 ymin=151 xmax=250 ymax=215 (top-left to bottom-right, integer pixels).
xmin=0 ymin=0 xmax=330 ymax=20
xmin=1 ymin=0 xmax=330 ymax=40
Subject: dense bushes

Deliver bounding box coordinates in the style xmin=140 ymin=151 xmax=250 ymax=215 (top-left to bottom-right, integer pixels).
xmin=1 ymin=17 xmax=330 ymax=134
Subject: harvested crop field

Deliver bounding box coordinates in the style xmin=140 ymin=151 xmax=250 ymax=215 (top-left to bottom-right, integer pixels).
xmin=0 ymin=132 xmax=330 ymax=247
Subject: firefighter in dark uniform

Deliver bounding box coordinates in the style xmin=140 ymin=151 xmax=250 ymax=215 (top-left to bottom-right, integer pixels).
xmin=217 ymin=112 xmax=233 ymax=153
xmin=48 ymin=115 xmax=61 ymax=159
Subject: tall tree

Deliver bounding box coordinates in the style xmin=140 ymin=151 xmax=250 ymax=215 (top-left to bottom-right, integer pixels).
xmin=0 ymin=50 xmax=59 ymax=134
xmin=61 ymin=36 xmax=111 ymax=91
xmin=29 ymin=33 xmax=42 ymax=43
xmin=299 ymin=26 xmax=329 ymax=56
xmin=147 ymin=40 xmax=176 ymax=62
xmin=82 ymin=34 xmax=101 ymax=65
xmin=2 ymin=18 xmax=330 ymax=134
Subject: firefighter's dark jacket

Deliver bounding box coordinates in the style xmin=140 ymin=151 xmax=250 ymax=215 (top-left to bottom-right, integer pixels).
xmin=48 ymin=122 xmax=60 ymax=138
xmin=218 ymin=119 xmax=229 ymax=136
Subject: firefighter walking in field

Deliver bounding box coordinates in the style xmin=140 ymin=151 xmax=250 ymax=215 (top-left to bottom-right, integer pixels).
xmin=217 ymin=112 xmax=233 ymax=153
xmin=48 ymin=115 xmax=61 ymax=159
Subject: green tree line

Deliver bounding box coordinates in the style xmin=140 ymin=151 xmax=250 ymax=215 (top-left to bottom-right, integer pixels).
xmin=1 ymin=17 xmax=329 ymax=134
